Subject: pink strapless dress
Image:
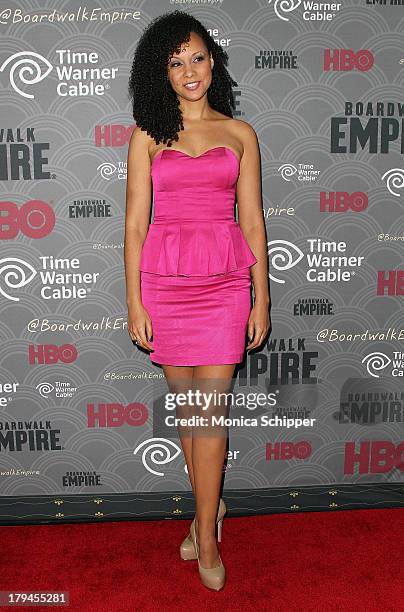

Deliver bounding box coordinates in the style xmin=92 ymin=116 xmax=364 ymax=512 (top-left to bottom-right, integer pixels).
xmin=139 ymin=146 xmax=257 ymax=366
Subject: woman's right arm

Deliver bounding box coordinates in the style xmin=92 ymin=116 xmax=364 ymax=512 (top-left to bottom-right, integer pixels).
xmin=124 ymin=126 xmax=154 ymax=352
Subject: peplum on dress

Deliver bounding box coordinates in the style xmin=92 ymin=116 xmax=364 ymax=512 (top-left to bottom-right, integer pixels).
xmin=139 ymin=146 xmax=257 ymax=366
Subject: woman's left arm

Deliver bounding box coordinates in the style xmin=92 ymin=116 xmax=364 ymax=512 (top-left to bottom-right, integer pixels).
xmin=236 ymin=122 xmax=271 ymax=350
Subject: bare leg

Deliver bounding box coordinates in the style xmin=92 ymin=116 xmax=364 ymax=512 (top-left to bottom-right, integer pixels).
xmin=161 ymin=364 xmax=196 ymax=494
xmin=192 ymin=364 xmax=236 ymax=568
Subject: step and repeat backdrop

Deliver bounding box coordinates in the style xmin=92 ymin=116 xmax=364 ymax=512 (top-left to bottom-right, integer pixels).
xmin=0 ymin=1 xmax=403 ymax=520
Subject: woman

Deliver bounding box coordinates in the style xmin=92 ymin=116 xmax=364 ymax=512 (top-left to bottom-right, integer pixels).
xmin=124 ymin=10 xmax=270 ymax=591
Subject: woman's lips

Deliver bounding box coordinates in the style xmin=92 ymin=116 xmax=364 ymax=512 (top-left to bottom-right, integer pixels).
xmin=184 ymin=81 xmax=201 ymax=91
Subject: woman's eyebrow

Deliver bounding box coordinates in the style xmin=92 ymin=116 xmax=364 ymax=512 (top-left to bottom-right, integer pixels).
xmin=170 ymin=50 xmax=204 ymax=60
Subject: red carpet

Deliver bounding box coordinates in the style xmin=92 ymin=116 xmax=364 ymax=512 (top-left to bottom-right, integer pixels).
xmin=2 ymin=508 xmax=403 ymax=611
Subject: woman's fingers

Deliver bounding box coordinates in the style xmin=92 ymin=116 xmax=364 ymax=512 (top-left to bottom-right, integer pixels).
xmin=247 ymin=321 xmax=255 ymax=345
xmin=137 ymin=326 xmax=154 ymax=351
xmin=128 ymin=327 xmax=137 ymax=341
xmin=130 ymin=321 xmax=154 ymax=351
xmin=246 ymin=326 xmax=263 ymax=350
xmin=246 ymin=323 xmax=258 ymax=349
xmin=136 ymin=333 xmax=146 ymax=349
xmin=246 ymin=323 xmax=269 ymax=350
xmin=145 ymin=319 xmax=153 ymax=344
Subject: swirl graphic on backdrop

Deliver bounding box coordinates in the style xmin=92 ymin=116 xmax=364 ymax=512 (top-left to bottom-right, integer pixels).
xmin=267 ymin=240 xmax=304 ymax=284
xmin=361 ymin=352 xmax=391 ymax=378
xmin=278 ymin=163 xmax=297 ymax=181
xmin=0 ymin=257 xmax=37 ymax=301
xmin=268 ymin=0 xmax=301 ymax=21
xmin=36 ymin=382 xmax=55 ymax=398
xmin=133 ymin=438 xmax=181 ymax=476
xmin=97 ymin=162 xmax=118 ymax=180
xmin=381 ymin=168 xmax=404 ymax=197
xmin=0 ymin=51 xmax=53 ymax=99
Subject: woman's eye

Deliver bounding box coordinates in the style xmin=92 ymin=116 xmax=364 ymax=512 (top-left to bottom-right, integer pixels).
xmin=170 ymin=56 xmax=204 ymax=68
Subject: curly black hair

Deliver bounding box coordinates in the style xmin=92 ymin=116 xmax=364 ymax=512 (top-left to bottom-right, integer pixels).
xmin=128 ymin=10 xmax=238 ymax=147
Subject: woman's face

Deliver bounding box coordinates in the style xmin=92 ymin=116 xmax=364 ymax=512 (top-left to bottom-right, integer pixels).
xmin=167 ymin=31 xmax=214 ymax=101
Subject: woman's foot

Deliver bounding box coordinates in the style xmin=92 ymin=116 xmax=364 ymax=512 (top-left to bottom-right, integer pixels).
xmin=195 ymin=520 xmax=221 ymax=569
xmin=180 ymin=498 xmax=226 ymax=560
xmin=190 ymin=518 xmax=226 ymax=591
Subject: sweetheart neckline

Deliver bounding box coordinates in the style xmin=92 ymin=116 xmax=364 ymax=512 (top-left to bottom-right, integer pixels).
xmin=151 ymin=146 xmax=240 ymax=166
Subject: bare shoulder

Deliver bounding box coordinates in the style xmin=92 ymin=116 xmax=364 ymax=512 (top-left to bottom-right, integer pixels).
xmin=129 ymin=124 xmax=153 ymax=149
xmin=229 ymin=118 xmax=258 ymax=146
xmin=128 ymin=125 xmax=155 ymax=164
xmin=226 ymin=118 xmax=259 ymax=162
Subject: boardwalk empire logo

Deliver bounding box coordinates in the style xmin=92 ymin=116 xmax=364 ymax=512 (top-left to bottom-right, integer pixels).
xmin=330 ymin=101 xmax=404 ymax=153
xmin=0 ymin=127 xmax=51 ymax=180
xmin=0 ymin=420 xmax=62 ymax=452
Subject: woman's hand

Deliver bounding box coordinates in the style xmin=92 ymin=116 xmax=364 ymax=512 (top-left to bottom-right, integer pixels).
xmin=127 ymin=303 xmax=154 ymax=352
xmin=246 ymin=301 xmax=271 ymax=352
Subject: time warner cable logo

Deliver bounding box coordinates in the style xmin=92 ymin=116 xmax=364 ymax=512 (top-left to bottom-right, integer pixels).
xmin=267 ymin=0 xmax=342 ymax=22
xmin=0 ymin=257 xmax=36 ymax=301
xmin=0 ymin=52 xmax=52 ymax=98
xmin=268 ymin=0 xmax=301 ymax=20
xmin=0 ymin=256 xmax=100 ymax=301
xmin=0 ymin=49 xmax=119 ymax=99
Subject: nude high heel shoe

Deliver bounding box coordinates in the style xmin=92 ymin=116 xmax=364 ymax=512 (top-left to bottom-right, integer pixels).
xmin=180 ymin=498 xmax=226 ymax=560
xmin=189 ymin=517 xmax=225 ymax=591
